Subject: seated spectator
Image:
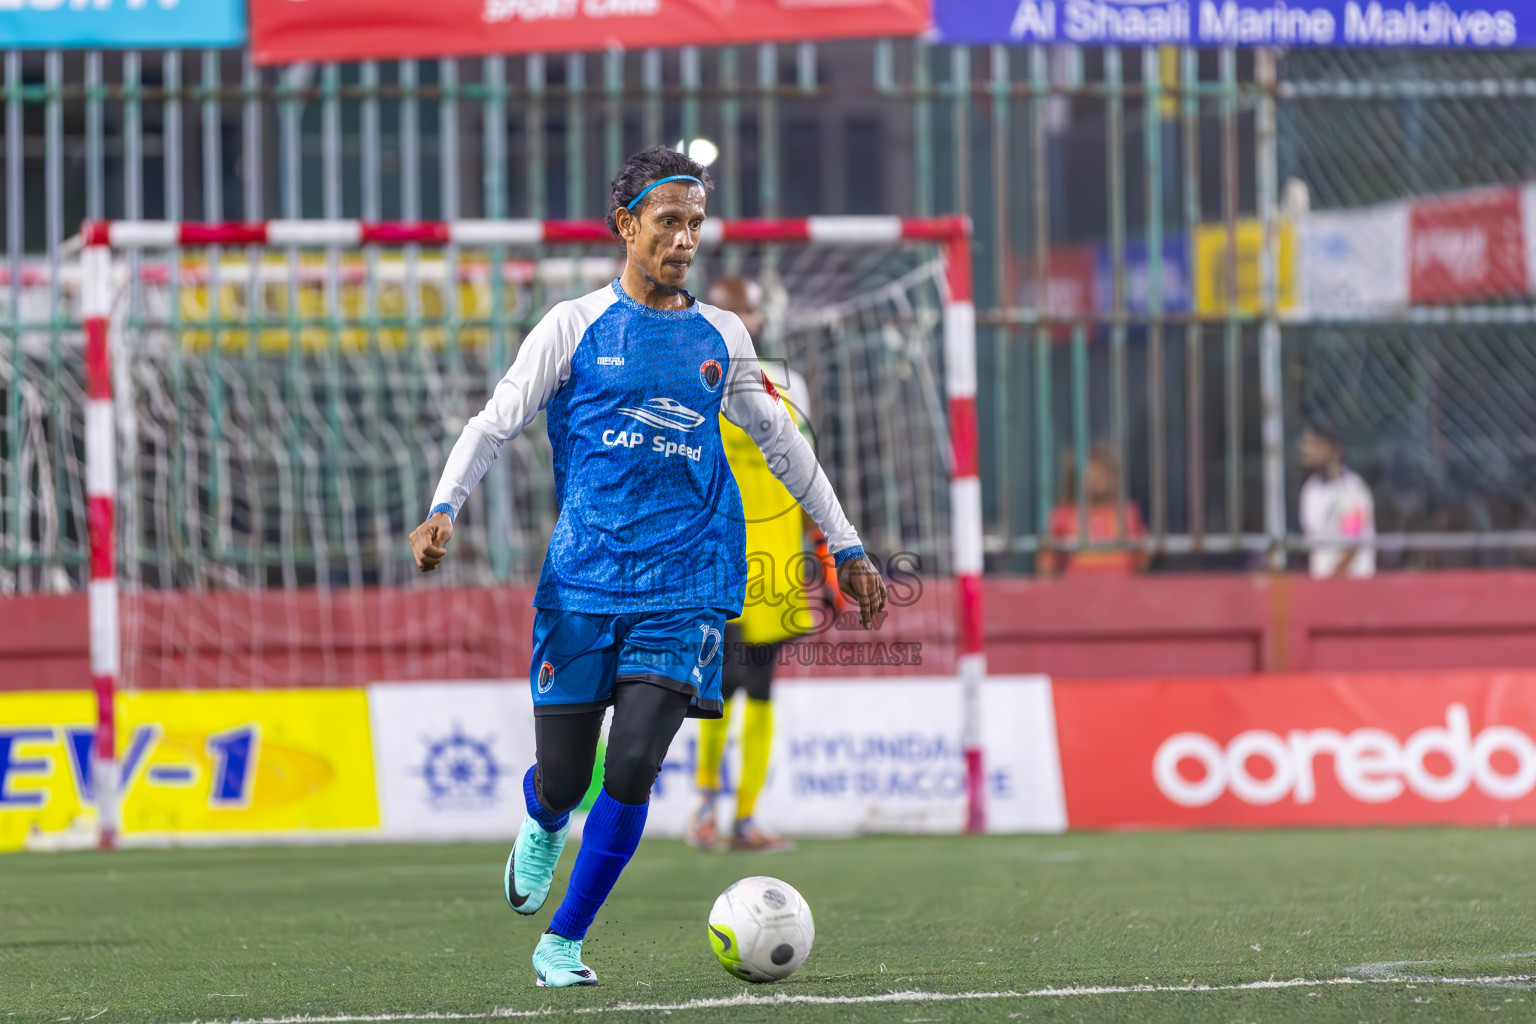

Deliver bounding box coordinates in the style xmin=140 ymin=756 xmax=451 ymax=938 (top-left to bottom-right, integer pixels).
xmin=1039 ymin=443 xmax=1149 ymax=575
xmin=1298 ymin=424 xmax=1376 ymax=579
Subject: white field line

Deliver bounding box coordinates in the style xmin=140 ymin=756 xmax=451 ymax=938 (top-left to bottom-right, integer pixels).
xmin=135 ymin=972 xmax=1536 ymax=1024
xmin=1350 ymin=950 xmax=1536 ymax=979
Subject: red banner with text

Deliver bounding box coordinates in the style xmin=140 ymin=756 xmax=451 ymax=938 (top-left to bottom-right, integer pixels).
xmin=1409 ymin=186 xmax=1528 ymax=304
xmin=1053 ymin=672 xmax=1536 ymax=829
xmin=252 ymin=0 xmax=930 ymax=65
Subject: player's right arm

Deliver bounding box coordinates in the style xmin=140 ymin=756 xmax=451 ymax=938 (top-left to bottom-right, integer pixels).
xmin=411 ymin=301 xmax=582 ymax=572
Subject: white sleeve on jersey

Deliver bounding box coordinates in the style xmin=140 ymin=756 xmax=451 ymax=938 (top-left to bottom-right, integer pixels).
xmin=709 ymin=307 xmax=865 ymax=559
xmin=429 ymin=296 xmax=591 ymax=520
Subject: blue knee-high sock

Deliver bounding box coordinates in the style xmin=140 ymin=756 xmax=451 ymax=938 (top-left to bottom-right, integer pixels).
xmin=524 ymin=765 xmax=570 ymax=833
xmin=547 ymin=788 xmax=648 ymax=940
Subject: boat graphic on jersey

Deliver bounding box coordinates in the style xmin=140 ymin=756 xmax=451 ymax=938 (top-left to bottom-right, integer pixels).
xmin=618 ymin=397 xmax=706 ymax=431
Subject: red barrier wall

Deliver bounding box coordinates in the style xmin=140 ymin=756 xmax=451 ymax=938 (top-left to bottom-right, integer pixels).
xmin=0 ymin=586 xmax=950 ymax=689
xmin=6 ymin=571 xmax=1536 ymax=690
xmin=984 ymin=571 xmax=1536 ymax=678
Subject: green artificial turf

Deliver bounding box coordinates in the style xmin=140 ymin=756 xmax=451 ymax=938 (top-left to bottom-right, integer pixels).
xmin=2 ymin=830 xmax=1535 ymax=1023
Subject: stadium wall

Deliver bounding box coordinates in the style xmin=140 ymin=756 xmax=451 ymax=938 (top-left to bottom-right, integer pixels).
xmin=7 ymin=571 xmax=1536 ymax=689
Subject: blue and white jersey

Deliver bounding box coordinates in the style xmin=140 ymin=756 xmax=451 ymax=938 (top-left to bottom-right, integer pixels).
xmin=430 ymin=280 xmax=863 ymax=616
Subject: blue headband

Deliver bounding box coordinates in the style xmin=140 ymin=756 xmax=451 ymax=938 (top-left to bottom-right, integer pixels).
xmin=626 ymin=175 xmax=703 ymax=211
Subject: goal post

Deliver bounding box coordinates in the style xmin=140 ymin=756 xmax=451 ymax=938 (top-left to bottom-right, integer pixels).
xmin=76 ymin=215 xmax=986 ymax=847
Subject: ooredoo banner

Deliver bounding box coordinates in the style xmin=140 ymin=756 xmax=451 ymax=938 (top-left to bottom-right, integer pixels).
xmin=251 ymin=0 xmax=929 ymax=66
xmin=1053 ymin=671 xmax=1536 ymax=829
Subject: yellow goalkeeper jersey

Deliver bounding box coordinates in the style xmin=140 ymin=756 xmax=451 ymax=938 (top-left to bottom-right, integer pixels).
xmin=722 ymin=367 xmax=815 ymax=645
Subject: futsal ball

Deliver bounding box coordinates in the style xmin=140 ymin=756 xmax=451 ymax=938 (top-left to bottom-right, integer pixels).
xmin=707 ymin=876 xmax=815 ymax=983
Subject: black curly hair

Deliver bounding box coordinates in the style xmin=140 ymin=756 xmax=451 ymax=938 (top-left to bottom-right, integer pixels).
xmin=605 ymin=145 xmax=715 ymax=238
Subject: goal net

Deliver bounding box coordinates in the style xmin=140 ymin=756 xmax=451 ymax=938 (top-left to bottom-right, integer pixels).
xmin=62 ymin=219 xmax=975 ymax=683
xmin=55 ymin=216 xmax=981 ymax=841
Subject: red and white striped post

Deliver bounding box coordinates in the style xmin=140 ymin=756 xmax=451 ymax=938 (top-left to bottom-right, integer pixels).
xmin=81 ymin=225 xmax=119 ymax=849
xmin=77 ymin=215 xmax=986 ymax=836
xmin=935 ymin=224 xmax=986 ymax=835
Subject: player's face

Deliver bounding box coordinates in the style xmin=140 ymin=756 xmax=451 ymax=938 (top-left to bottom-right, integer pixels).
xmin=625 ymin=183 xmax=707 ymax=291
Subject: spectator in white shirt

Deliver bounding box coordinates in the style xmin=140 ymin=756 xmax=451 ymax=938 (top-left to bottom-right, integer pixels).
xmin=1298 ymin=424 xmax=1376 ymax=579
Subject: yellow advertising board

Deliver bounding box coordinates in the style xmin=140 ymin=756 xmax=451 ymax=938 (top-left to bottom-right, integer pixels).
xmin=0 ymin=689 xmax=378 ymax=852
xmin=1193 ymin=219 xmax=1297 ymax=315
xmin=171 ymin=255 xmax=506 ymax=354
xmin=0 ymin=692 xmax=93 ymax=851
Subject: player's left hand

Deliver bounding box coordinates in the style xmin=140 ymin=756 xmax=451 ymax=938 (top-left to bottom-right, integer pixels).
xmin=836 ymin=556 xmax=887 ymax=628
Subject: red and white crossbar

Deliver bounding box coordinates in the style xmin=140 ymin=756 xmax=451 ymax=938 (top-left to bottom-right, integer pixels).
xmin=77 ymin=215 xmax=988 ymax=841
xmin=80 ymin=216 xmax=970 ymax=249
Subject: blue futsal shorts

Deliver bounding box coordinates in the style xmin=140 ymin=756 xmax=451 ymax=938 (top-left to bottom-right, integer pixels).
xmin=529 ymin=607 xmax=728 ymax=719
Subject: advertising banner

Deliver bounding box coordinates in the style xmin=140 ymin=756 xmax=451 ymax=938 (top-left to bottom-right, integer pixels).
xmin=371 ymin=676 xmax=1065 ymax=841
xmin=1297 ymin=202 xmax=1410 ymax=317
xmin=1017 ymin=245 xmax=1095 ymax=339
xmin=934 ymin=0 xmax=1534 ymax=48
xmin=0 ymin=692 xmax=92 ymax=851
xmin=0 ymin=689 xmax=378 ymax=851
xmin=0 ymin=0 xmax=246 ymax=48
xmin=369 ymin=681 xmax=536 ymax=841
xmin=1525 ymin=183 xmax=1536 ymax=298
xmin=1409 ymin=186 xmax=1527 ymax=305
xmin=252 ymin=0 xmax=929 ymax=66
xmin=16 ymin=672 xmax=1536 ymax=843
xmin=1093 ymin=235 xmax=1192 ymax=315
xmin=1044 ymin=245 xmax=1098 ymax=325
xmin=1052 ymin=672 xmax=1536 ymax=829
xmin=645 ymin=676 xmax=1067 ymax=838
xmin=1192 ymin=218 xmax=1296 ymax=315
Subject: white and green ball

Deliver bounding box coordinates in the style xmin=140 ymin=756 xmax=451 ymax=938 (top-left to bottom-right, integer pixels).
xmin=707 ymin=876 xmax=815 ymax=983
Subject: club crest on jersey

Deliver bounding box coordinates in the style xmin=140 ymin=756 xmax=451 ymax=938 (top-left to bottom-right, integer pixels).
xmin=537 ymin=661 xmax=555 ymax=694
xmin=619 ymin=396 xmax=706 ymax=431
xmin=699 ymin=359 xmax=723 ymax=392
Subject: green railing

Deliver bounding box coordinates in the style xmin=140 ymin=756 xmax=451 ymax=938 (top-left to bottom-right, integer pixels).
xmin=3 ymin=43 xmax=1536 ymax=593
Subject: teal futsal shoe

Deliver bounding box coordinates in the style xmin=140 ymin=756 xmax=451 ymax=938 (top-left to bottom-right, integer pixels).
xmin=532 ymin=931 xmax=598 ymax=987
xmin=504 ymin=816 xmax=569 ymax=915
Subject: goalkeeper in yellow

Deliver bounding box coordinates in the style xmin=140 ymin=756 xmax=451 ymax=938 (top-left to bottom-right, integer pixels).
xmin=685 ymin=277 xmax=844 ymax=853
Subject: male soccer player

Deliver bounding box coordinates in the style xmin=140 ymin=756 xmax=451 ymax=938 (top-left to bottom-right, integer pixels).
xmin=408 ymin=146 xmax=886 ymax=989
xmin=684 ymin=276 xmax=844 ymax=853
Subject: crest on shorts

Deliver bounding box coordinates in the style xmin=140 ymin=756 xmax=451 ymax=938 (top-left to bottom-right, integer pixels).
xmin=699 ymin=359 xmax=723 ymax=392
xmin=537 ymin=661 xmax=555 ymax=694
